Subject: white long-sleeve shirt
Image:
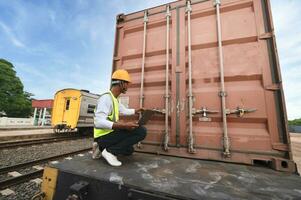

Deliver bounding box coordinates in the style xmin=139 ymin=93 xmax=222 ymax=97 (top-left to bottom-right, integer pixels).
xmin=94 ymin=93 xmax=135 ymax=129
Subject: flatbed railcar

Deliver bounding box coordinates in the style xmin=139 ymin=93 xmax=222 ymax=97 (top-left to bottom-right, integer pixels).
xmin=37 ymin=152 xmax=301 ymax=200
xmin=51 ymin=88 xmax=99 ymax=135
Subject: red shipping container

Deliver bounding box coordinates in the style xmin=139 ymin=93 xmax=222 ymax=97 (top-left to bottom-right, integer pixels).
xmin=113 ymin=0 xmax=295 ymax=172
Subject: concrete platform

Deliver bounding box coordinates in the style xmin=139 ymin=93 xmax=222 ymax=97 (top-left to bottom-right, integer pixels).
xmin=0 ymin=125 xmax=52 ymax=130
xmin=0 ymin=128 xmax=55 ymax=141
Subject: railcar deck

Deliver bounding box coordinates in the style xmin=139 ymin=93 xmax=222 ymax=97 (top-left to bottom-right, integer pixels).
xmin=49 ymin=152 xmax=301 ymax=200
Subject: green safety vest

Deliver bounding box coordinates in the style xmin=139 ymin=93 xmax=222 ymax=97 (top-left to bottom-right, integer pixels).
xmin=94 ymin=91 xmax=119 ymax=138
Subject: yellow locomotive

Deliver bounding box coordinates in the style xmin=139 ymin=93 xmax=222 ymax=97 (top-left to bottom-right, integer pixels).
xmin=51 ymin=88 xmax=99 ymax=134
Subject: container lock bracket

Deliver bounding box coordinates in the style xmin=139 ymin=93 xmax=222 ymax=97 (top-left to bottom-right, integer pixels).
xmin=213 ymin=0 xmax=221 ymax=6
xmin=193 ymin=107 xmax=219 ymax=117
xmin=143 ymin=11 xmax=148 ymax=23
xmin=186 ymin=0 xmax=192 ymax=13
xmin=218 ymin=91 xmax=227 ymax=97
xmin=166 ymin=5 xmax=171 ymax=17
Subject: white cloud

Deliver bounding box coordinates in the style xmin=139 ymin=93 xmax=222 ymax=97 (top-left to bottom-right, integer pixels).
xmin=14 ymin=61 xmax=109 ymax=99
xmin=14 ymin=63 xmax=74 ymax=96
xmin=15 ymin=62 xmax=48 ymax=79
xmin=0 ymin=21 xmax=25 ymax=48
xmin=49 ymin=11 xmax=56 ymax=24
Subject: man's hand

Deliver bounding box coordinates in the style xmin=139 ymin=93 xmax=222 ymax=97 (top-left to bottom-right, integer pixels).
xmin=124 ymin=122 xmax=139 ymax=130
xmin=113 ymin=122 xmax=139 ymax=130
xmin=135 ymin=108 xmax=145 ymax=114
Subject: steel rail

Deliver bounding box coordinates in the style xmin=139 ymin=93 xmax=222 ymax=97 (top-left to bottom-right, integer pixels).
xmin=0 ymin=170 xmax=43 ymax=190
xmin=0 ymin=135 xmax=88 ymax=149
xmin=0 ymin=148 xmax=91 ymax=175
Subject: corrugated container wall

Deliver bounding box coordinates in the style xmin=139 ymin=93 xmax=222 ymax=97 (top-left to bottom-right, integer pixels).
xmin=112 ymin=0 xmax=296 ymax=172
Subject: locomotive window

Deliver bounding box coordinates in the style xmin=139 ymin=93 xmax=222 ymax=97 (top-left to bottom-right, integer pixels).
xmin=87 ymin=104 xmax=96 ymax=114
xmin=65 ymin=99 xmax=70 ymax=110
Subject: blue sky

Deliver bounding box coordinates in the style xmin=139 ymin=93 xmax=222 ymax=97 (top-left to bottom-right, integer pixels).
xmin=0 ymin=0 xmax=300 ymax=120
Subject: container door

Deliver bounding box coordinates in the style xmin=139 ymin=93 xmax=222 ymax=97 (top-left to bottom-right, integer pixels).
xmin=112 ymin=0 xmax=295 ymax=172
xmin=114 ymin=10 xmax=177 ymax=148
xmin=181 ymin=0 xmax=294 ymax=171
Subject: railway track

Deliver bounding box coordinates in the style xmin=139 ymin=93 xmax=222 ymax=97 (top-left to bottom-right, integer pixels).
xmin=0 ymin=148 xmax=91 ymax=190
xmin=0 ymin=134 xmax=89 ymax=149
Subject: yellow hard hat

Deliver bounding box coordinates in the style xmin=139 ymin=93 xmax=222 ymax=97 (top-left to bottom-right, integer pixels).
xmin=112 ymin=69 xmax=131 ymax=82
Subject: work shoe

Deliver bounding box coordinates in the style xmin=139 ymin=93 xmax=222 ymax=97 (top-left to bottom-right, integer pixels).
xmin=102 ymin=149 xmax=122 ymax=167
xmin=92 ymin=142 xmax=101 ymax=159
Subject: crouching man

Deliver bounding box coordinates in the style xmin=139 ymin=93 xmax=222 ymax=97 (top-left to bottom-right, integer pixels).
xmin=92 ymin=69 xmax=146 ymax=166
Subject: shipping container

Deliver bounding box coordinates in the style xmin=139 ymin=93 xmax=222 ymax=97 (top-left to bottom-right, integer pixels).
xmin=37 ymin=1 xmax=301 ymax=199
xmin=113 ymin=0 xmax=296 ymax=172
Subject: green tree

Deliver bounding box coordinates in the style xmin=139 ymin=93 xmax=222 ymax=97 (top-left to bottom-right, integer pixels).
xmin=288 ymin=118 xmax=301 ymax=126
xmin=0 ymin=59 xmax=33 ymax=117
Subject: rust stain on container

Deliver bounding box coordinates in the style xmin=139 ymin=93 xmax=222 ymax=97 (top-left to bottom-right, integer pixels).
xmin=113 ymin=0 xmax=295 ymax=172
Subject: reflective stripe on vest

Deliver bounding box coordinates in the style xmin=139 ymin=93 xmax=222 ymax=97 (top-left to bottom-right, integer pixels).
xmin=94 ymin=91 xmax=119 ymax=138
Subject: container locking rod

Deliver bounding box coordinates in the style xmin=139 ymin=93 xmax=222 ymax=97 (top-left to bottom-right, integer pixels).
xmin=137 ymin=10 xmax=148 ymax=149
xmin=163 ymin=5 xmax=171 ymax=151
xmin=214 ymin=0 xmax=230 ymax=157
xmin=186 ymin=0 xmax=195 ymax=154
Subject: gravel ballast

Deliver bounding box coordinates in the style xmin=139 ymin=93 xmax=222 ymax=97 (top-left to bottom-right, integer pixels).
xmin=0 ymin=138 xmax=93 ymax=200
xmin=0 ymin=138 xmax=93 ymax=168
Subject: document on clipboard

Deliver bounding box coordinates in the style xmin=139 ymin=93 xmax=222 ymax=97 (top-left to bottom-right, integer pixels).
xmin=138 ymin=109 xmax=155 ymax=126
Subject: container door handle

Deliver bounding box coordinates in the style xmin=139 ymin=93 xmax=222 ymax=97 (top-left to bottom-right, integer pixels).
xmin=226 ymin=107 xmax=257 ymax=117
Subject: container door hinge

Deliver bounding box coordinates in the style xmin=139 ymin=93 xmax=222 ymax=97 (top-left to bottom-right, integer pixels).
xmin=226 ymin=107 xmax=257 ymax=117
xmin=259 ymin=32 xmax=274 ymax=40
xmin=265 ymin=84 xmax=280 ymax=91
xmin=113 ymin=57 xmax=120 ymax=61
xmin=272 ymin=143 xmax=289 ymax=151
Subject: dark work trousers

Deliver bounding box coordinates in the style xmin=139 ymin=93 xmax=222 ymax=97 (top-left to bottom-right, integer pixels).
xmin=95 ymin=126 xmax=147 ymax=156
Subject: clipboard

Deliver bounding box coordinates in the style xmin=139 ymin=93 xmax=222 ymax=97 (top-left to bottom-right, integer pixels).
xmin=138 ymin=109 xmax=155 ymax=126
